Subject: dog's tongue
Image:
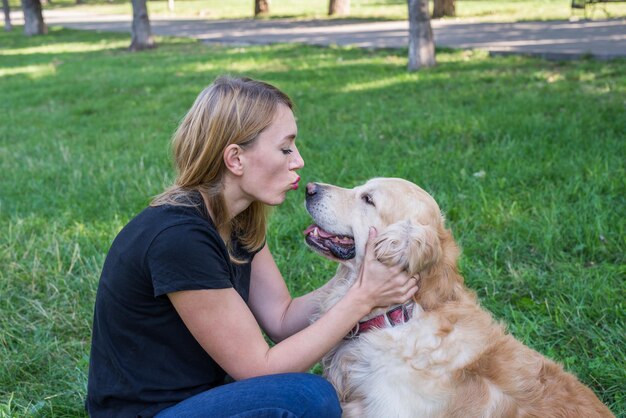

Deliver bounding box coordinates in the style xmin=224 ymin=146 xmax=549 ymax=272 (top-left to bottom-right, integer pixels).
xmin=303 ymin=224 xmax=334 ymax=238
xmin=303 ymin=224 xmax=356 ymax=260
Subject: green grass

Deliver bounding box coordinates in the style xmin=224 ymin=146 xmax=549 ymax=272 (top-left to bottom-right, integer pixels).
xmin=5 ymin=0 xmax=626 ymax=21
xmin=1 ymin=26 xmax=625 ymax=417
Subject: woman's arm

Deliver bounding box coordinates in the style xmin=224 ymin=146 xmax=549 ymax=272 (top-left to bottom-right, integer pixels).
xmin=169 ymin=284 xmax=364 ymax=381
xmin=246 ymin=244 xmax=336 ymax=342
xmin=168 ymin=228 xmax=417 ymax=381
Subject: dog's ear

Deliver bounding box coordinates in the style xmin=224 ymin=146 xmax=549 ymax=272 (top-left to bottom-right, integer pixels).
xmin=374 ymin=220 xmax=442 ymax=275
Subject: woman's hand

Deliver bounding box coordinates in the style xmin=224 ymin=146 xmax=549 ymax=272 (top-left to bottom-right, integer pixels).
xmin=350 ymin=227 xmax=419 ymax=310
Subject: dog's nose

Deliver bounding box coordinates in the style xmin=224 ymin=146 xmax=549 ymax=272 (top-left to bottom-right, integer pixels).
xmin=306 ymin=183 xmax=318 ymax=197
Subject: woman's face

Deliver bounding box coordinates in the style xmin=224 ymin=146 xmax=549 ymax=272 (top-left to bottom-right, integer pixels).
xmin=239 ymin=104 xmax=305 ymax=206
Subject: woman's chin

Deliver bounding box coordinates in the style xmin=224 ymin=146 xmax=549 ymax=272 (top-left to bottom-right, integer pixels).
xmin=263 ymin=194 xmax=287 ymax=206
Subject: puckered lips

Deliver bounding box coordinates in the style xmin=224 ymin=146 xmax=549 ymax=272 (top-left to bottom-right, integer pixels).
xmin=303 ymin=224 xmax=355 ymax=260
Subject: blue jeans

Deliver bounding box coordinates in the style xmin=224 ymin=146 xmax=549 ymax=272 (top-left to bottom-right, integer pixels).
xmin=155 ymin=373 xmax=342 ymax=418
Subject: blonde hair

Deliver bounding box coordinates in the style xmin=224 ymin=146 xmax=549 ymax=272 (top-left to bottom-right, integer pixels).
xmin=152 ymin=76 xmax=294 ymax=263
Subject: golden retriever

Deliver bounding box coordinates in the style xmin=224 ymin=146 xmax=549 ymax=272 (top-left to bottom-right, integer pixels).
xmin=304 ymin=178 xmax=614 ymax=418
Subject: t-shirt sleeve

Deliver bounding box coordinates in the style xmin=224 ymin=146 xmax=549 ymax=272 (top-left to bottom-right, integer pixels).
xmin=147 ymin=222 xmax=233 ymax=297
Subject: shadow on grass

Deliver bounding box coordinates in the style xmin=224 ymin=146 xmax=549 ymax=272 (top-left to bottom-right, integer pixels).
xmin=3 ymin=26 xmax=625 ymax=318
xmin=3 ymin=27 xmax=624 ymax=241
xmin=1 ymin=26 xmax=625 ymax=416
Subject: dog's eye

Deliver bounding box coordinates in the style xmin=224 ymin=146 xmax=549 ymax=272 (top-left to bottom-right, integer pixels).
xmin=361 ymin=194 xmax=375 ymax=207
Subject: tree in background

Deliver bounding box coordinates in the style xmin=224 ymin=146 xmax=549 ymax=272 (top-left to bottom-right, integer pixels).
xmin=21 ymin=0 xmax=47 ymax=35
xmin=129 ymin=0 xmax=155 ymax=50
xmin=2 ymin=0 xmax=12 ymax=31
xmin=407 ymin=0 xmax=435 ymax=71
xmin=433 ymin=0 xmax=455 ymax=18
xmin=329 ymin=0 xmax=350 ymax=16
xmin=255 ymin=0 xmax=269 ymax=16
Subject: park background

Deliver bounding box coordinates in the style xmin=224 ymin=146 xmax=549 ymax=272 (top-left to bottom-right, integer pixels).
xmin=1 ymin=0 xmax=625 ymax=416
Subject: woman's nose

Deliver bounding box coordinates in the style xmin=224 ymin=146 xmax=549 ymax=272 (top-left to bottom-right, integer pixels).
xmin=290 ymin=147 xmax=305 ymax=170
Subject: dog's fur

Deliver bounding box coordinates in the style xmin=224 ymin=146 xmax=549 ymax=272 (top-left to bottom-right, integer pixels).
xmin=305 ymin=178 xmax=613 ymax=418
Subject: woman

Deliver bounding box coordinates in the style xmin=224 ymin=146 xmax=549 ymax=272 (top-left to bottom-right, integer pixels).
xmin=86 ymin=76 xmax=418 ymax=417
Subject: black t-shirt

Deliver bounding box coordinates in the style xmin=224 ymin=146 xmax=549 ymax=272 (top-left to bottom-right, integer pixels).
xmin=87 ymin=194 xmax=260 ymax=418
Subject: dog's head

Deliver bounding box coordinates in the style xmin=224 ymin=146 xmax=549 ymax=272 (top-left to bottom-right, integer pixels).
xmin=304 ymin=178 xmax=462 ymax=308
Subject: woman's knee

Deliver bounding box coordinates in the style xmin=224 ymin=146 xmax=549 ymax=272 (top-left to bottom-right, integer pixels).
xmin=156 ymin=373 xmax=341 ymax=418
xmin=283 ymin=373 xmax=341 ymax=418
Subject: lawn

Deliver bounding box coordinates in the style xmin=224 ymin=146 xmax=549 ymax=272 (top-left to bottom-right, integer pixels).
xmin=6 ymin=0 xmax=626 ymax=21
xmin=1 ymin=26 xmax=625 ymax=417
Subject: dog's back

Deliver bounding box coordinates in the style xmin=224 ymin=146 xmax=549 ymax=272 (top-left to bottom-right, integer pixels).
xmin=322 ymin=277 xmax=614 ymax=417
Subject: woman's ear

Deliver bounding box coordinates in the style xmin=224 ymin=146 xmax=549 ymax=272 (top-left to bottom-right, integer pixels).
xmin=223 ymin=144 xmax=244 ymax=176
xmin=374 ymin=220 xmax=442 ymax=275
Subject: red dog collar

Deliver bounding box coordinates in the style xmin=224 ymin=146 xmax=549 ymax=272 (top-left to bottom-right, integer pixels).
xmin=345 ymin=303 xmax=415 ymax=339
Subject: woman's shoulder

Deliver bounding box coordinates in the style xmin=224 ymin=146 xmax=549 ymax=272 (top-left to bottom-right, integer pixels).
xmin=116 ymin=196 xmax=216 ymax=249
xmin=147 ymin=191 xmax=212 ymax=226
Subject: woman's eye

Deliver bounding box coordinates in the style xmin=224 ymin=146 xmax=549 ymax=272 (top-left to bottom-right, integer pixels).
xmin=281 ymin=148 xmax=293 ymax=155
xmin=361 ymin=194 xmax=375 ymax=206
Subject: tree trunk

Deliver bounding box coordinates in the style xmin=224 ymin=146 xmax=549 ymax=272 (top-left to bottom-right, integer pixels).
xmin=21 ymin=0 xmax=47 ymax=36
xmin=254 ymin=0 xmax=269 ymax=16
xmin=328 ymin=0 xmax=350 ymax=16
xmin=129 ymin=0 xmax=156 ymax=51
xmin=2 ymin=0 xmax=12 ymax=31
xmin=432 ymin=0 xmax=455 ymax=18
xmin=407 ymin=0 xmax=435 ymax=71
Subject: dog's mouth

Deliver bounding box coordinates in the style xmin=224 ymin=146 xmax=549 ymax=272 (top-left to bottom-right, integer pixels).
xmin=304 ymin=224 xmax=355 ymax=260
